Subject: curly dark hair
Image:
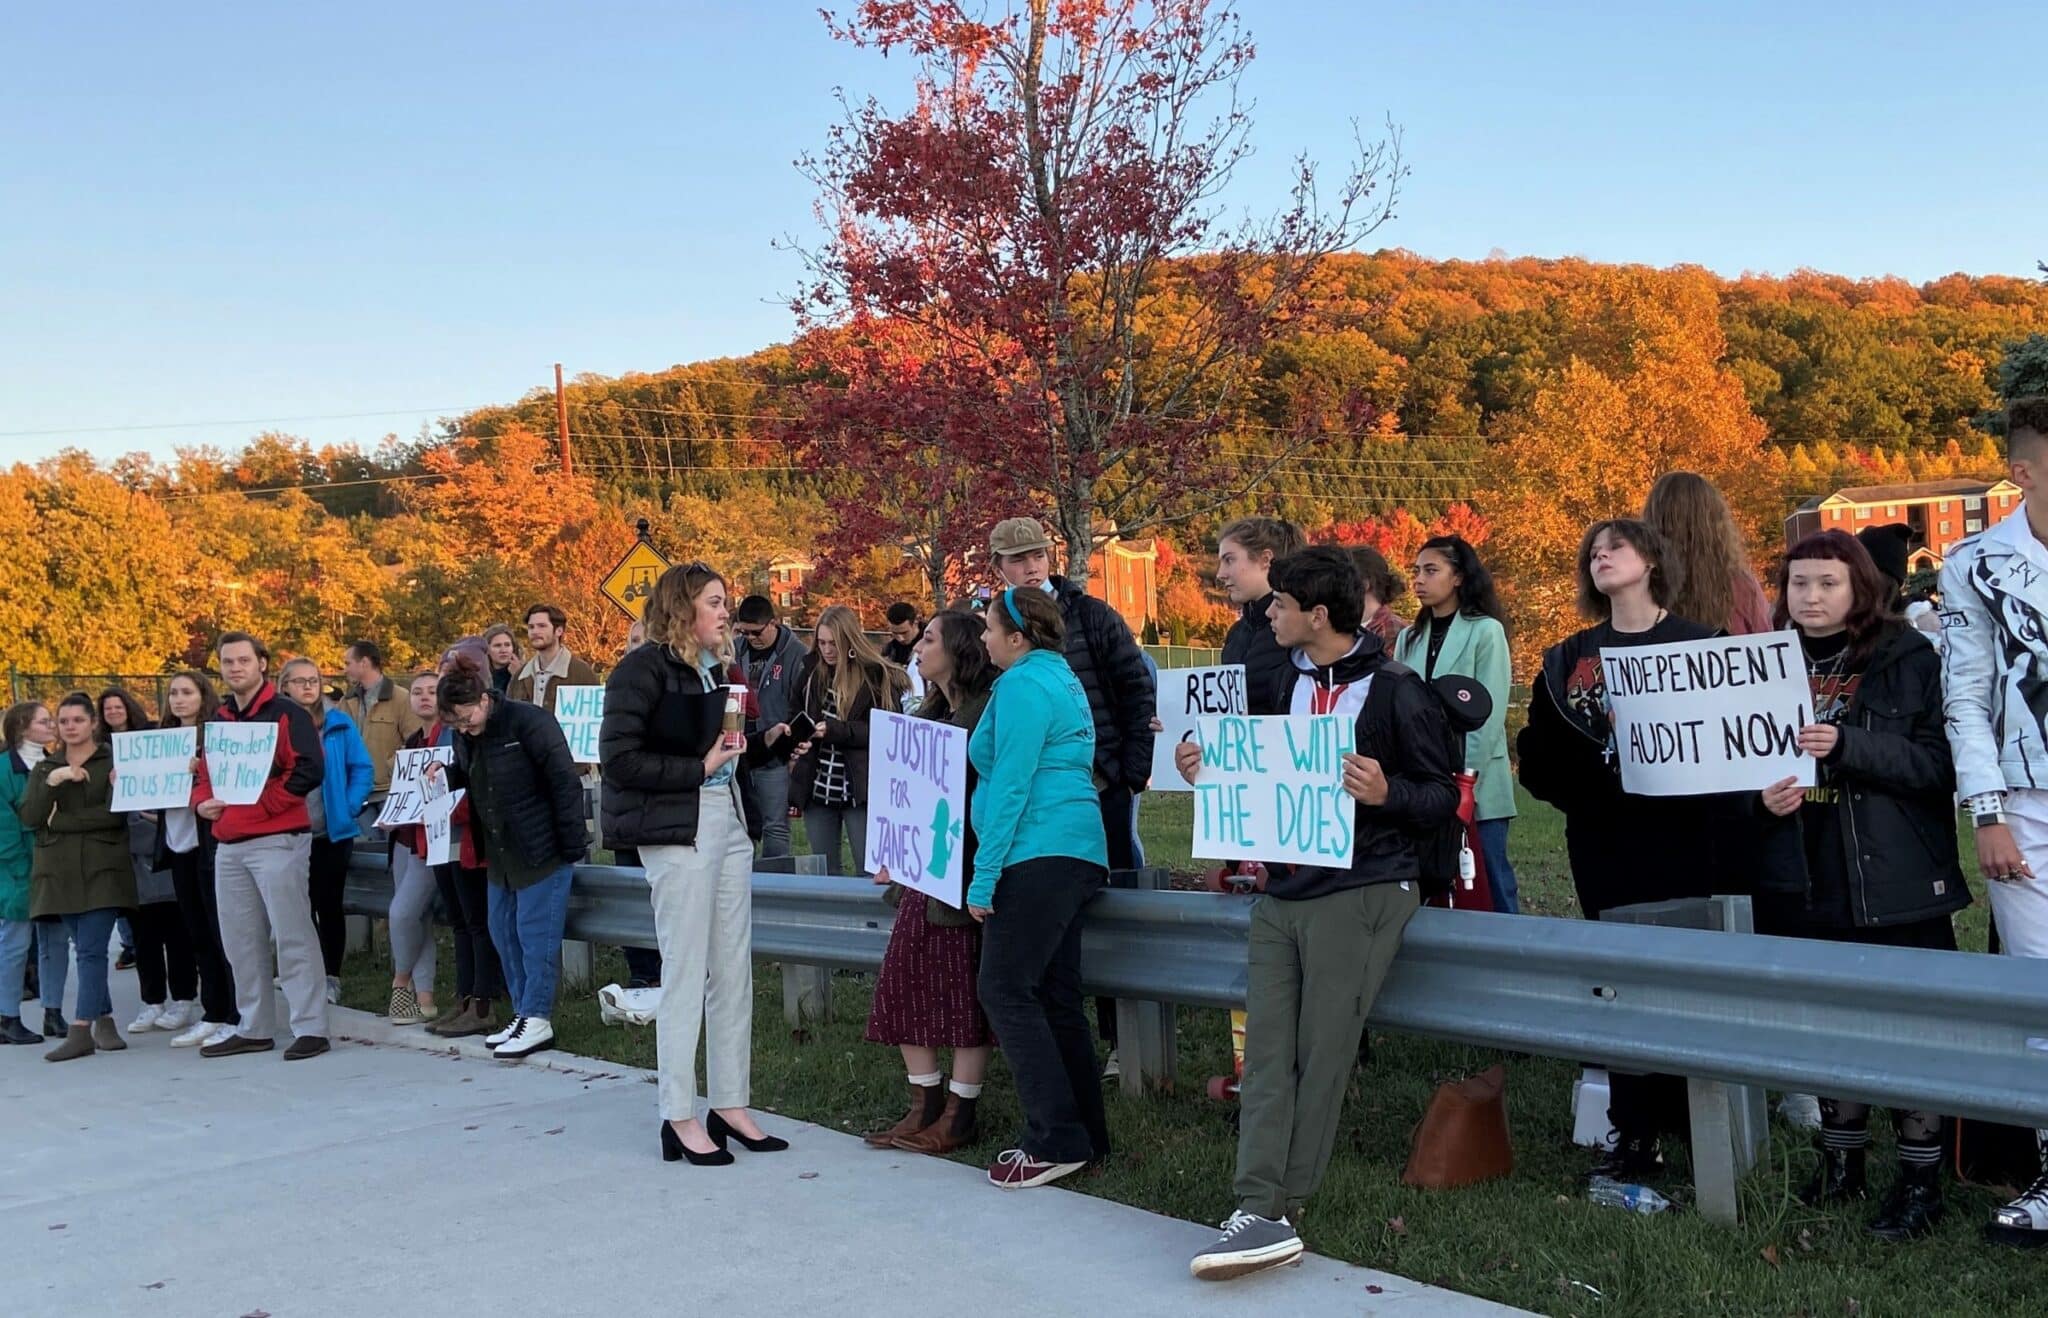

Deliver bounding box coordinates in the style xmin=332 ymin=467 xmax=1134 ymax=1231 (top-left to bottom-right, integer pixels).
xmin=1416 ymin=535 xmax=1509 ymax=635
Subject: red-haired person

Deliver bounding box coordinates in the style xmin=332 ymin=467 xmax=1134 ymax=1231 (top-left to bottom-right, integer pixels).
xmin=1757 ymin=531 xmax=1968 ymax=1241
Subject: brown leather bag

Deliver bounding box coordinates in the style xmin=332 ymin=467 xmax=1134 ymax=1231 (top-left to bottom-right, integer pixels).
xmin=1402 ymin=1064 xmax=1514 ymax=1189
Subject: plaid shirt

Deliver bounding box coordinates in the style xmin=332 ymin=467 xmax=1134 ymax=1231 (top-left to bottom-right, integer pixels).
xmin=813 ymin=685 xmax=850 ymax=807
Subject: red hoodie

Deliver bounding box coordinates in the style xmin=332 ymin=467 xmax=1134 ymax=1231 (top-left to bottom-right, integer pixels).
xmin=192 ymin=680 xmax=325 ymax=844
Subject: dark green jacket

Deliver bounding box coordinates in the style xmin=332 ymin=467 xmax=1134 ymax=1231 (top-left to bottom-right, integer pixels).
xmin=19 ymin=743 xmax=135 ymax=919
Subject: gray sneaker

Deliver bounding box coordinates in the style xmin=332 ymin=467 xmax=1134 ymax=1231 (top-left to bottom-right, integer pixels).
xmin=1190 ymin=1210 xmax=1303 ymax=1281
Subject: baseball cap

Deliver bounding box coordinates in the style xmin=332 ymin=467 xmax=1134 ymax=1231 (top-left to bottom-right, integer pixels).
xmin=990 ymin=518 xmax=1052 ymax=558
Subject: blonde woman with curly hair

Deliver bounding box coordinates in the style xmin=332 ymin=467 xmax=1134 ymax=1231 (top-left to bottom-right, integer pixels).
xmin=599 ymin=562 xmax=793 ymax=1165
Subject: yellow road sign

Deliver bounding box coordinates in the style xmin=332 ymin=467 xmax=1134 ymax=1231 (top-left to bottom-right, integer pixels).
xmin=600 ymin=539 xmax=672 ymax=620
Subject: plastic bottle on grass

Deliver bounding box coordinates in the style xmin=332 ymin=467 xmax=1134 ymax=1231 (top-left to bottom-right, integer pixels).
xmin=1587 ymin=1177 xmax=1672 ymax=1214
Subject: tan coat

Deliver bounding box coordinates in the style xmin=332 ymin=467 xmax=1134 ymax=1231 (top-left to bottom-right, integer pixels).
xmin=342 ymin=674 xmax=423 ymax=795
xmin=507 ymin=650 xmax=601 ymax=716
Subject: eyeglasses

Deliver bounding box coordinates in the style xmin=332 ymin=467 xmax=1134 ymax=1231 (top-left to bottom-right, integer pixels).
xmin=283 ymin=676 xmax=322 ymax=688
xmin=734 ymin=625 xmax=766 ymax=639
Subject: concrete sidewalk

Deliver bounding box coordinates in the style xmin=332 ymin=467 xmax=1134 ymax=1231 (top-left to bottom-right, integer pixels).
xmin=2 ymin=971 xmax=1525 ymax=1318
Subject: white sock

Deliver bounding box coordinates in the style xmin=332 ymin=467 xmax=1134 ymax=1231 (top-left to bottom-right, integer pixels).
xmin=949 ymin=1079 xmax=983 ymax=1100
xmin=907 ymin=1071 xmax=942 ymax=1088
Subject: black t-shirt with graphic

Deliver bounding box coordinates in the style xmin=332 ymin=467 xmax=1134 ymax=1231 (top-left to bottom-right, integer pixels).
xmin=1798 ymin=629 xmax=1867 ymax=926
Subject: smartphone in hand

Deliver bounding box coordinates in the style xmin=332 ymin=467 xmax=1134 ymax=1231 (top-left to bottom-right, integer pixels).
xmin=785 ymin=712 xmax=819 ymax=745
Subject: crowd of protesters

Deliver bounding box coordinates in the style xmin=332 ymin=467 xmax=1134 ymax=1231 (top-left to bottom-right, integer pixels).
xmin=8 ymin=407 xmax=2048 ymax=1280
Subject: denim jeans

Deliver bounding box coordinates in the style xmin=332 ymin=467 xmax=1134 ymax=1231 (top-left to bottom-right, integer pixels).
xmin=58 ymin=908 xmax=121 ymax=1021
xmin=747 ymin=762 xmax=793 ymax=860
xmin=0 ymin=918 xmax=32 ymax=1018
xmin=37 ymin=920 xmax=71 ymax=1014
xmin=1476 ymin=818 xmax=1520 ymax=915
xmin=977 ymin=857 xmax=1110 ymax=1165
xmin=804 ymin=803 xmax=868 ymax=877
xmin=487 ymin=866 xmax=574 ymax=1019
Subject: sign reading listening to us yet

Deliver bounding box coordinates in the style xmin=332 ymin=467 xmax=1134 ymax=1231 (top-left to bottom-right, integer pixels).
xmin=1601 ymin=633 xmax=1816 ymax=797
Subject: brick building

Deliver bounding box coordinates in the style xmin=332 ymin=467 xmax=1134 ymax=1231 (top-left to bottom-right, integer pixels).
xmin=1784 ymin=478 xmax=2022 ymax=571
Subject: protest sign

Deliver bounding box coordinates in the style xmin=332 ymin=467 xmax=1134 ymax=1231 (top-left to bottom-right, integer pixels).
xmin=375 ymin=746 xmax=455 ymax=827
xmin=110 ymin=726 xmax=197 ymax=812
xmin=203 ymin=720 xmax=278 ymax=807
xmin=554 ymin=685 xmax=605 ymax=765
xmin=1189 ymin=714 xmax=1356 ymax=867
xmin=423 ymin=788 xmax=465 ymax=865
xmin=864 ymin=709 xmax=969 ymax=908
xmin=1601 ymin=632 xmax=1817 ymax=796
xmin=1149 ymin=664 xmax=1248 ymax=793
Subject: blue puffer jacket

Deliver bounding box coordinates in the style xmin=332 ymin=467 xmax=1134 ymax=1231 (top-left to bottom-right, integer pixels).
xmin=319 ymin=707 xmax=375 ymax=843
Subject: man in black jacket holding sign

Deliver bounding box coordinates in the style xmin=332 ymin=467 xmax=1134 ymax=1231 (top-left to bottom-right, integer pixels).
xmin=1176 ymin=548 xmax=1456 ymax=1282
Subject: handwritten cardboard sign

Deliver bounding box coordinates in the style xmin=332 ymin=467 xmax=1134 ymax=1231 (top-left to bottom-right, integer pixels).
xmin=1602 ymin=633 xmax=1817 ymax=796
xmin=1189 ymin=713 xmax=1355 ymax=867
xmin=863 ymin=709 xmax=969 ymax=908
xmin=203 ymin=720 xmax=278 ymax=807
xmin=553 ymin=685 xmax=605 ymax=765
xmin=374 ymin=746 xmax=455 ymax=827
xmin=1149 ymin=664 xmax=1248 ymax=793
xmin=111 ymin=727 xmax=197 ymax=812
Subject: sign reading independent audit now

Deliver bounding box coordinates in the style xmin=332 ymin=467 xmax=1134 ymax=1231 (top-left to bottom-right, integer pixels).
xmin=1602 ymin=632 xmax=1815 ymax=796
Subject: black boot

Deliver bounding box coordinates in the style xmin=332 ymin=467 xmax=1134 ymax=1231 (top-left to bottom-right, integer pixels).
xmin=1587 ymin=1131 xmax=1662 ymax=1183
xmin=1800 ymin=1145 xmax=1867 ymax=1206
xmin=42 ymin=1007 xmax=67 ymax=1038
xmin=1869 ymin=1160 xmax=1944 ymax=1242
xmin=0 ymin=1016 xmax=40 ymax=1045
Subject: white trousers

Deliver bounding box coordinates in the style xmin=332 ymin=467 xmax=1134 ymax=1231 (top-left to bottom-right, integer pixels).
xmin=1994 ymin=791 xmax=2048 ymax=960
xmin=643 ymin=784 xmax=755 ymax=1119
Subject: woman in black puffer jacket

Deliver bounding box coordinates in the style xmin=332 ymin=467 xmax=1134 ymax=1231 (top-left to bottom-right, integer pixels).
xmin=1757 ymin=531 xmax=1970 ymax=1243
xmin=600 ymin=563 xmax=793 ymax=1167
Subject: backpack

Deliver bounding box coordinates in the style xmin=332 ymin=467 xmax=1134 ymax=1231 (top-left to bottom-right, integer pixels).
xmin=1359 ymin=660 xmax=1493 ymax=899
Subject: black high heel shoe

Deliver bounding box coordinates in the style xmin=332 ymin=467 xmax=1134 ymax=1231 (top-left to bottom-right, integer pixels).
xmin=660 ymin=1120 xmax=735 ymax=1166
xmin=707 ymin=1110 xmax=789 ymax=1153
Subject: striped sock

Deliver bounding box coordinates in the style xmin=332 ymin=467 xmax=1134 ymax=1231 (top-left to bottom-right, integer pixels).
xmin=1822 ymin=1126 xmax=1871 ymax=1151
xmin=1898 ymin=1139 xmax=1943 ymax=1167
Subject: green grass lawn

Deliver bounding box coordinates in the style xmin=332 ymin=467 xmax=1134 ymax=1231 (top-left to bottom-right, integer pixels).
xmin=343 ymin=789 xmax=2037 ymax=1317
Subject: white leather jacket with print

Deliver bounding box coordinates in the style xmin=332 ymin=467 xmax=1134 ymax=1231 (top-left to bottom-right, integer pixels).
xmin=1939 ymin=506 xmax=2048 ymax=801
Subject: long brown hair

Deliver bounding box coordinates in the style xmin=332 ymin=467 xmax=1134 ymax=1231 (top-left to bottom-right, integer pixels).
xmin=645 ymin=562 xmax=731 ymax=664
xmin=815 ymin=604 xmax=904 ymax=715
xmin=162 ymin=672 xmax=221 ymax=750
xmin=1643 ymin=471 xmax=1752 ymax=632
xmin=3 ymin=702 xmax=47 ymax=753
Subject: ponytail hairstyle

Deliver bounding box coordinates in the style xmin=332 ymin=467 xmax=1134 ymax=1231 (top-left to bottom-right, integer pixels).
xmin=988 ymin=586 xmax=1065 ymax=651
xmin=815 ymin=603 xmax=904 ymax=715
xmin=1416 ymin=535 xmax=1510 ymax=636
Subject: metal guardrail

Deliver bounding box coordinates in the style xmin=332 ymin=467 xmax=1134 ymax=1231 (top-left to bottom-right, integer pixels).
xmin=344 ymin=850 xmax=2048 ymax=1129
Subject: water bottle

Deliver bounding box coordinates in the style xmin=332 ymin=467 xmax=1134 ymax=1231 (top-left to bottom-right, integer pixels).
xmin=1586 ymin=1177 xmax=1672 ymax=1214
xmin=1458 ymin=842 xmax=1477 ymax=890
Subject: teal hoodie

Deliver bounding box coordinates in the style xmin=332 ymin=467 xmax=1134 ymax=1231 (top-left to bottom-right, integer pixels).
xmin=967 ymin=647 xmax=1108 ymax=908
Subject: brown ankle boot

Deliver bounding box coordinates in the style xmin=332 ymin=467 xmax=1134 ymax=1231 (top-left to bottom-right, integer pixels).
xmin=91 ymin=1017 xmax=127 ymax=1052
xmin=44 ymin=1022 xmax=95 ymax=1062
xmin=894 ymin=1093 xmax=978 ymax=1154
xmin=864 ymin=1081 xmax=945 ymax=1148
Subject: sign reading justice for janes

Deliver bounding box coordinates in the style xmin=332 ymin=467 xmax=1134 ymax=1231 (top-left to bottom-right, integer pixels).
xmin=1601 ymin=633 xmax=1816 ymax=797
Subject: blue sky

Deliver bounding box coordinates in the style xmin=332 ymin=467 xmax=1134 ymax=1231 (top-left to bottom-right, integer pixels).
xmin=4 ymin=2 xmax=2042 ymax=465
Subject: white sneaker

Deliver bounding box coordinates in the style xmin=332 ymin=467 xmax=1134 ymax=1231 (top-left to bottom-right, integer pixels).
xmin=486 ymin=1016 xmax=523 ymax=1048
xmin=494 ymin=1017 xmax=555 ymax=1061
xmin=205 ymin=1022 xmax=239 ymax=1048
xmin=128 ymin=1003 xmax=165 ymax=1033
xmin=156 ymin=1001 xmax=196 ymax=1031
xmin=171 ymin=1019 xmax=217 ymax=1048
xmin=324 ymin=976 xmax=343 ymax=1006
xmin=1102 ymin=1050 xmax=1121 ymax=1081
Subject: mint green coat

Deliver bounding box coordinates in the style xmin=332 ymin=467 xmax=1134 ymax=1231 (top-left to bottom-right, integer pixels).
xmin=1395 ymin=611 xmax=1518 ymax=823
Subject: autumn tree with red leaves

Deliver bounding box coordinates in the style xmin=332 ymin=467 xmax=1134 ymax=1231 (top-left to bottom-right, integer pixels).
xmin=794 ymin=0 xmax=1403 ymax=584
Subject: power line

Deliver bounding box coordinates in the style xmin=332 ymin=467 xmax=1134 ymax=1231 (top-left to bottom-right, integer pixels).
xmin=0 ymin=407 xmax=476 ymax=439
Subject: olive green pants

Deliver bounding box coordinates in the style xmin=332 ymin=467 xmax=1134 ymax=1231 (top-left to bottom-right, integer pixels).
xmin=1234 ymin=881 xmax=1420 ymax=1221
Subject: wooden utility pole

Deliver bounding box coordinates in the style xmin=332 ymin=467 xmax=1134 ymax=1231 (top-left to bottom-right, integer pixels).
xmin=554 ymin=362 xmax=573 ymax=474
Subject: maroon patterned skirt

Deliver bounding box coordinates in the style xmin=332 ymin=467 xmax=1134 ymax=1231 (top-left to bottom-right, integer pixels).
xmin=864 ymin=889 xmax=989 ymax=1048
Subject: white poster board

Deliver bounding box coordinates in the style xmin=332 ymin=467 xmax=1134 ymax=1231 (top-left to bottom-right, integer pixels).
xmin=375 ymin=746 xmax=456 ymax=827
xmin=864 ymin=709 xmax=970 ymax=908
xmin=553 ymin=685 xmax=605 ymax=765
xmin=1188 ymin=714 xmax=1356 ymax=867
xmin=203 ymin=720 xmax=279 ymax=807
xmin=110 ymin=727 xmax=197 ymax=813
xmin=1149 ymin=665 xmax=1248 ymax=792
xmin=1602 ymin=633 xmax=1817 ymax=796
xmin=423 ymin=787 xmax=465 ymax=865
